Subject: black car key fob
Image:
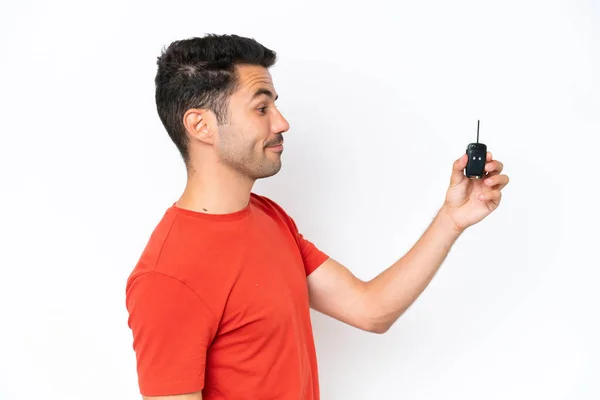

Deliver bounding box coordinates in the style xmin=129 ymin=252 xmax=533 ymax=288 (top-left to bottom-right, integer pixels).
xmin=465 ymin=120 xmax=487 ymax=179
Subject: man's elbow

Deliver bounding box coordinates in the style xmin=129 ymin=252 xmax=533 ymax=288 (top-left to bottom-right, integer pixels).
xmin=361 ymin=306 xmax=395 ymax=334
xmin=352 ymin=285 xmax=402 ymax=334
xmin=365 ymin=322 xmax=390 ymax=334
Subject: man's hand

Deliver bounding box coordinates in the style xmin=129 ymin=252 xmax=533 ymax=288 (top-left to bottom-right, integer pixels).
xmin=442 ymin=152 xmax=509 ymax=231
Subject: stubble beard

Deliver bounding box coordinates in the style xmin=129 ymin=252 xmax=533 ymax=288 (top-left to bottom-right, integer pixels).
xmin=217 ymin=130 xmax=282 ymax=180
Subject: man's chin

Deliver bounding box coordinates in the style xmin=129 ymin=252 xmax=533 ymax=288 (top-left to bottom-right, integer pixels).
xmin=254 ymin=161 xmax=282 ymax=180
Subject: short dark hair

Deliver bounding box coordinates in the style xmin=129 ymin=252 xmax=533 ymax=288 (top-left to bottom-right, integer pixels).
xmin=154 ymin=34 xmax=277 ymax=163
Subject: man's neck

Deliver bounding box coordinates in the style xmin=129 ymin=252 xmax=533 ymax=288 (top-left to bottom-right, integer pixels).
xmin=176 ymin=166 xmax=255 ymax=215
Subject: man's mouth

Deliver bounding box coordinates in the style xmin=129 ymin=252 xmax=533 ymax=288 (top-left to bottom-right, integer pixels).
xmin=266 ymin=142 xmax=284 ymax=151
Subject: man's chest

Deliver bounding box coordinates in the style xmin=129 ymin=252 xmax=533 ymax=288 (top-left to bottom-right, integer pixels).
xmin=217 ymin=227 xmax=310 ymax=335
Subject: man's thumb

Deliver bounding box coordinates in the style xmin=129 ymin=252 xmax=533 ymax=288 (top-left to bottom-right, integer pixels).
xmin=450 ymin=154 xmax=468 ymax=186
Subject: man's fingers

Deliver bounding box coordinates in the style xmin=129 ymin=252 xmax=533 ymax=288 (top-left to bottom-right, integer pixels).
xmin=478 ymin=190 xmax=502 ymax=202
xmin=485 ymin=160 xmax=504 ymax=175
xmin=484 ymin=174 xmax=509 ymax=189
xmin=487 ymin=151 xmax=493 ymax=162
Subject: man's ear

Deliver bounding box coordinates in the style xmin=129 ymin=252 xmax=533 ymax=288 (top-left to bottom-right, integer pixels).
xmin=183 ymin=108 xmax=216 ymax=145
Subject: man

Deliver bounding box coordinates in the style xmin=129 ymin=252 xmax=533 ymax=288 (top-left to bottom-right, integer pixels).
xmin=125 ymin=34 xmax=509 ymax=400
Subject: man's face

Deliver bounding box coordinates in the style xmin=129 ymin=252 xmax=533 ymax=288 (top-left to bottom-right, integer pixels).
xmin=214 ymin=64 xmax=290 ymax=180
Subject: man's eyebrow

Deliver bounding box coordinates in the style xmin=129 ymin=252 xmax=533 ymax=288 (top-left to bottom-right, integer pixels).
xmin=252 ymin=88 xmax=278 ymax=101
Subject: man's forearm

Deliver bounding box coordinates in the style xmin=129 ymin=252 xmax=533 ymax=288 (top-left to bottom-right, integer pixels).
xmin=365 ymin=206 xmax=463 ymax=333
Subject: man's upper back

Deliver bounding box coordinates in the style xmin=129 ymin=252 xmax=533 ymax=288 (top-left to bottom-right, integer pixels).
xmin=125 ymin=193 xmax=329 ymax=399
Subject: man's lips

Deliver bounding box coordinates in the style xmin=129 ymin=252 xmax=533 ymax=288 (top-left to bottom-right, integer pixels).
xmin=267 ymin=142 xmax=284 ymax=151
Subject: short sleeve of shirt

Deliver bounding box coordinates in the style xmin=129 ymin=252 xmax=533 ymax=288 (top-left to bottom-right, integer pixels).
xmin=286 ymin=215 xmax=329 ymax=276
xmin=294 ymin=229 xmax=329 ymax=275
xmin=125 ymin=271 xmax=219 ymax=397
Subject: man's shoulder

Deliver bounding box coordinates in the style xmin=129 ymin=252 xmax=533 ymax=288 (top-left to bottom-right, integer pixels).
xmin=250 ymin=192 xmax=293 ymax=221
xmin=125 ymin=206 xmax=214 ymax=288
xmin=250 ymin=192 xmax=302 ymax=243
xmin=125 ymin=206 xmax=234 ymax=315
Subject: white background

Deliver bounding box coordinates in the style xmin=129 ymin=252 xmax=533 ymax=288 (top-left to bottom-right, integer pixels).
xmin=1 ymin=0 xmax=599 ymax=399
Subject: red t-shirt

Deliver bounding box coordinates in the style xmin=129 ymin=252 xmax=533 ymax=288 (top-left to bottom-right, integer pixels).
xmin=125 ymin=193 xmax=329 ymax=399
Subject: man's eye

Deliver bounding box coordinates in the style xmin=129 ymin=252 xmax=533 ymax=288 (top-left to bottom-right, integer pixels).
xmin=258 ymin=106 xmax=268 ymax=114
